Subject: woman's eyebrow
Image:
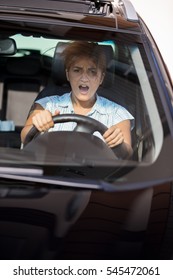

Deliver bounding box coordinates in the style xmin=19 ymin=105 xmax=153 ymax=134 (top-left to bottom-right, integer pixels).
xmin=72 ymin=65 xmax=97 ymax=71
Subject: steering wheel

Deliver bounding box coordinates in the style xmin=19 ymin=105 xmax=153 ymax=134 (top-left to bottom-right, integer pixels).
xmin=23 ymin=114 xmax=108 ymax=147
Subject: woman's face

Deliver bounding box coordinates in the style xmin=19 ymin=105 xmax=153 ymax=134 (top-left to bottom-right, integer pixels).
xmin=66 ymin=56 xmax=105 ymax=105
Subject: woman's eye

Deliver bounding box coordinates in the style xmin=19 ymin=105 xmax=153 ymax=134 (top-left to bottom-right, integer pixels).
xmin=89 ymin=69 xmax=97 ymax=76
xmin=73 ymin=68 xmax=80 ymax=73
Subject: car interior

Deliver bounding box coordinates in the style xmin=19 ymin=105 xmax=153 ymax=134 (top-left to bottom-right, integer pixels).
xmin=0 ymin=35 xmax=155 ymax=163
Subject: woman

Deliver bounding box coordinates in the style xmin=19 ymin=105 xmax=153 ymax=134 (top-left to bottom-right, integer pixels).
xmin=21 ymin=41 xmax=134 ymax=158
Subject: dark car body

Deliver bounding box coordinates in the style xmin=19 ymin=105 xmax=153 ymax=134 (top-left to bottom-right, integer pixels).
xmin=0 ymin=0 xmax=173 ymax=260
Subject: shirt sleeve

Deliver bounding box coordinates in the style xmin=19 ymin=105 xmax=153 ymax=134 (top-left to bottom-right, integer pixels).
xmin=35 ymin=96 xmax=57 ymax=114
xmin=113 ymin=104 xmax=134 ymax=130
xmin=35 ymin=96 xmax=49 ymax=108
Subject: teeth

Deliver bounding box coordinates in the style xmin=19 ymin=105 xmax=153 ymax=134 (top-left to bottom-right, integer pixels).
xmin=79 ymin=85 xmax=88 ymax=90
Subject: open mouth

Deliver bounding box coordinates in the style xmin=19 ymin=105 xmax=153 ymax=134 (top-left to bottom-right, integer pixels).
xmin=79 ymin=85 xmax=89 ymax=93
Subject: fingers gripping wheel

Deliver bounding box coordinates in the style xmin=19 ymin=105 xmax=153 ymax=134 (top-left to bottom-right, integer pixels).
xmin=23 ymin=114 xmax=108 ymax=147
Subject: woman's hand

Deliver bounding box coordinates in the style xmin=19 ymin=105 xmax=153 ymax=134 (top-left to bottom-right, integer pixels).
xmin=32 ymin=109 xmax=60 ymax=132
xmin=103 ymin=125 xmax=124 ymax=148
xmin=103 ymin=120 xmax=133 ymax=158
xmin=21 ymin=104 xmax=60 ymax=143
xmin=32 ymin=110 xmax=53 ymax=132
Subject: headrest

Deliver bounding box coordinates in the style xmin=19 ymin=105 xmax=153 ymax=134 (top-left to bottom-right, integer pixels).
xmin=51 ymin=42 xmax=68 ymax=85
xmin=51 ymin=42 xmax=115 ymax=87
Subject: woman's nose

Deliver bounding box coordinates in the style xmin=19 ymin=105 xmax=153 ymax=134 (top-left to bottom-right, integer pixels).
xmin=80 ymin=71 xmax=89 ymax=81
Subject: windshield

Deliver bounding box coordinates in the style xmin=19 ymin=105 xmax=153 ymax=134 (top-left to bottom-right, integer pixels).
xmin=0 ymin=27 xmax=168 ymax=189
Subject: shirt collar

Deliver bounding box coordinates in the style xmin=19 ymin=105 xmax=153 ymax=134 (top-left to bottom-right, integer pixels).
xmin=58 ymin=92 xmax=74 ymax=112
xmin=90 ymin=94 xmax=113 ymax=115
xmin=58 ymin=92 xmax=113 ymax=115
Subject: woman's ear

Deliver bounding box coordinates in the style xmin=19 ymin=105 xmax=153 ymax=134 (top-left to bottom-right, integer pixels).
xmin=100 ymin=72 xmax=105 ymax=85
xmin=66 ymin=69 xmax=69 ymax=81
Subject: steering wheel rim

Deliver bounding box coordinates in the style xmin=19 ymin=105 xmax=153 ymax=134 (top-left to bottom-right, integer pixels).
xmin=23 ymin=114 xmax=108 ymax=147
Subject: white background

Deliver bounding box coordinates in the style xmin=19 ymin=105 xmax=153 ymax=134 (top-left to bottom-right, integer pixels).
xmin=0 ymin=260 xmax=172 ymax=279
xmin=131 ymin=0 xmax=173 ymax=81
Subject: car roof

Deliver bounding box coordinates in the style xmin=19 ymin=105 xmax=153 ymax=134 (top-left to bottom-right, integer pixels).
xmin=0 ymin=0 xmax=141 ymax=33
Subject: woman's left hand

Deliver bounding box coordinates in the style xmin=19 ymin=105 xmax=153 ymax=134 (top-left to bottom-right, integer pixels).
xmin=103 ymin=125 xmax=124 ymax=148
xmin=103 ymin=120 xmax=133 ymax=158
xmin=103 ymin=119 xmax=132 ymax=148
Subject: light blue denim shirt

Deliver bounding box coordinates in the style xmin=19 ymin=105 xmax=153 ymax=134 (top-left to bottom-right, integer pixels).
xmin=36 ymin=92 xmax=134 ymax=139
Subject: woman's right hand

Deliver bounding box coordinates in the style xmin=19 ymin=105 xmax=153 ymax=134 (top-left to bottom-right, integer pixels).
xmin=21 ymin=103 xmax=60 ymax=143
xmin=32 ymin=109 xmax=60 ymax=132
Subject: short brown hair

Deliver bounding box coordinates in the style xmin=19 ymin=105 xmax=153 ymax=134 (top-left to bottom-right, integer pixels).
xmin=61 ymin=41 xmax=106 ymax=73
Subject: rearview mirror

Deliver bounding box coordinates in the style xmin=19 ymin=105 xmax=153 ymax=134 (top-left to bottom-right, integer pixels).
xmin=0 ymin=38 xmax=17 ymax=55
